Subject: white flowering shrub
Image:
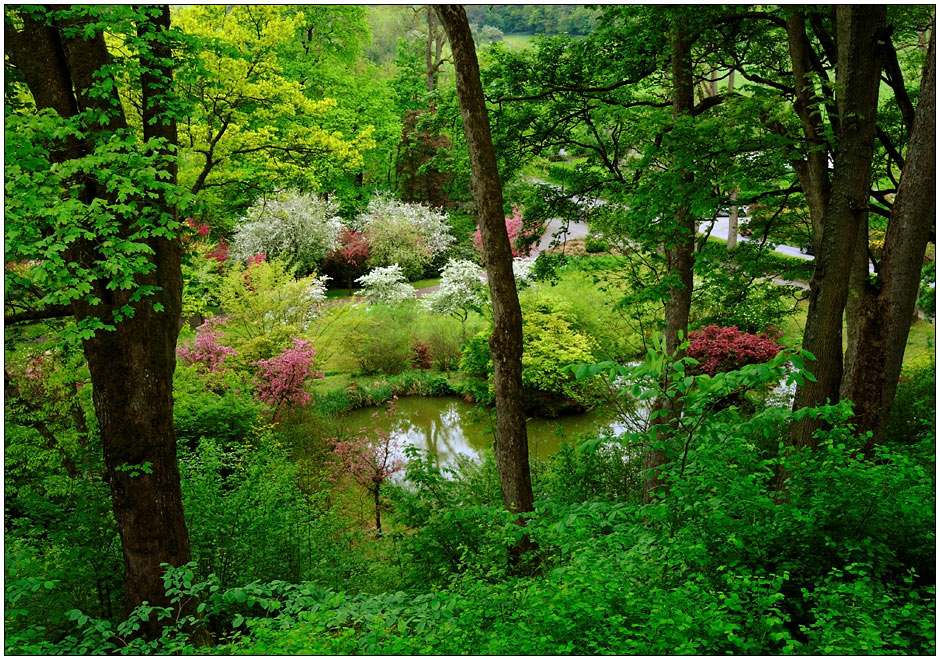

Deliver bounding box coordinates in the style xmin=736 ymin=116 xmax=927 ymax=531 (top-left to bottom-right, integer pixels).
xmin=512 ymin=255 xmax=538 ymax=287
xmin=356 ymin=264 xmax=415 ymax=304
xmin=353 ymin=193 xmax=454 ymax=280
xmin=231 ymin=190 xmax=345 ymax=276
xmin=421 ymin=259 xmax=487 ymax=323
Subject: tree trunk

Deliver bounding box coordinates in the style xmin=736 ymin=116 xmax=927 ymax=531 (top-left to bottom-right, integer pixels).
xmin=788 ymin=6 xmax=886 ymax=452
xmin=5 ymin=7 xmax=193 ymax=628
xmin=434 ymin=6 xmax=535 ymax=528
xmin=726 ymin=71 xmax=739 ymax=251
xmin=842 ymin=25 xmax=935 ymax=455
xmin=645 ymin=15 xmax=696 ymax=503
xmin=373 ymin=484 xmax=383 ymax=535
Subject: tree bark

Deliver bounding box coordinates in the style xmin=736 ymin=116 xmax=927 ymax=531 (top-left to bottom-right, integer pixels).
xmin=644 ymin=15 xmax=696 ymax=503
xmin=842 ymin=25 xmax=935 ymax=455
xmin=788 ymin=6 xmax=886 ymax=452
xmin=434 ymin=6 xmax=535 ymax=527
xmin=5 ymin=6 xmax=193 ymax=628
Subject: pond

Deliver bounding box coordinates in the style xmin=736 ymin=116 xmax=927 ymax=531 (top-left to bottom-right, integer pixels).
xmin=341 ymin=396 xmax=628 ymax=467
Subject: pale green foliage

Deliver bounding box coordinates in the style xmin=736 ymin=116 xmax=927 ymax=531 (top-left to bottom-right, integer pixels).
xmin=521 ymin=297 xmax=598 ymax=401
xmin=218 ymin=257 xmax=329 ymax=364
xmin=353 ymin=194 xmax=455 ymax=280
xmin=421 ymin=259 xmax=487 ymax=321
xmin=231 ymin=190 xmax=345 ymax=276
xmin=356 ymin=264 xmax=415 ymax=304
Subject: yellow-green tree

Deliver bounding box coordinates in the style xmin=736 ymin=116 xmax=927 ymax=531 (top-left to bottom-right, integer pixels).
xmin=174 ymin=5 xmax=375 ymax=221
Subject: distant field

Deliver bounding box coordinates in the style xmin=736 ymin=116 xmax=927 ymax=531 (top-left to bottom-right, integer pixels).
xmin=500 ymin=33 xmax=534 ymax=51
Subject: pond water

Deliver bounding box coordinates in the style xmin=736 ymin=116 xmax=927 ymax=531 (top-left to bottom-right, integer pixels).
xmin=341 ymin=397 xmax=628 ymax=467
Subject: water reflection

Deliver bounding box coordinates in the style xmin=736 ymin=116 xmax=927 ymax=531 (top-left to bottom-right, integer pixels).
xmin=341 ymin=397 xmax=625 ymax=468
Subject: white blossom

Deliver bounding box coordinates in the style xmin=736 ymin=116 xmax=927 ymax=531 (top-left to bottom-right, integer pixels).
xmin=353 ymin=193 xmax=454 ymax=279
xmin=356 ymin=264 xmax=415 ymax=304
xmin=421 ymin=259 xmax=488 ymax=318
xmin=231 ymin=190 xmax=345 ymax=275
xmin=512 ymin=255 xmax=538 ymax=287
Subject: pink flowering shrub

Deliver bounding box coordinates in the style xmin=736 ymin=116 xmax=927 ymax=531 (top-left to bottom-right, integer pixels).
xmin=177 ymin=317 xmax=236 ymax=373
xmin=253 ymin=337 xmax=321 ymax=420
xmin=328 ymin=398 xmax=405 ymax=534
xmin=687 ymin=325 xmax=783 ymax=376
xmin=472 ymin=206 xmax=536 ymax=258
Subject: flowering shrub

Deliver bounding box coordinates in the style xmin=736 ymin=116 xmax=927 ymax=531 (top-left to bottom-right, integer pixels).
xmin=231 ymin=190 xmax=345 ymax=276
xmin=328 ymin=398 xmax=405 ymax=534
xmin=512 ymin=255 xmax=538 ymax=287
xmin=411 ymin=339 xmax=433 ymax=369
xmin=177 ymin=317 xmax=236 ymax=373
xmin=686 ymin=325 xmax=783 ymax=376
xmin=206 ymin=238 xmax=229 ymax=264
xmin=472 ymin=206 xmax=537 ymax=258
xmin=420 ymin=259 xmax=487 ymax=329
xmin=353 ymin=194 xmax=454 ymax=280
xmin=321 ymin=229 xmax=372 ymax=293
xmin=253 ymin=337 xmax=322 ymax=419
xmin=356 ymin=264 xmax=414 ymax=304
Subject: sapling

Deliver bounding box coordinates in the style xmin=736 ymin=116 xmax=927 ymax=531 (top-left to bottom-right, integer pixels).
xmin=329 ymin=398 xmax=405 ymax=535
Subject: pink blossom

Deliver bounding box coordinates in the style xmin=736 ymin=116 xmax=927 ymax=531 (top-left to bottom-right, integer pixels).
xmin=472 ymin=206 xmax=536 ymax=258
xmin=177 ymin=317 xmax=236 ymax=373
xmin=253 ymin=337 xmax=322 ymax=419
xmin=247 ymin=252 xmax=267 ymax=266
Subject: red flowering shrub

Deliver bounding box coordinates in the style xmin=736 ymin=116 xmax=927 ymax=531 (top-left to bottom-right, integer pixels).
xmin=253 ymin=337 xmax=322 ymax=419
xmin=321 ymin=229 xmax=371 ymax=292
xmin=207 ymin=237 xmax=229 ymax=264
xmin=687 ymin=325 xmax=783 ymax=376
xmin=410 ymin=339 xmax=433 ymax=369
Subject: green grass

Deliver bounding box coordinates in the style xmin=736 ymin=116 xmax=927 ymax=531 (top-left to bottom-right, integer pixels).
xmin=500 ymin=33 xmax=534 ymax=51
xmin=410 ymin=277 xmax=441 ymax=290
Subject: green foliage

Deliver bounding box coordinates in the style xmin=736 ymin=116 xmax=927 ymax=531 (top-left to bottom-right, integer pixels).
xmin=347 ymin=304 xmax=415 ymax=375
xmin=583 ymin=236 xmax=609 ymax=253
xmin=173 ymin=364 xmax=261 ymax=449
xmin=884 ymin=354 xmax=936 ymax=447
xmin=179 ymin=432 xmax=357 ymax=591
xmin=216 ymin=257 xmax=328 ymax=365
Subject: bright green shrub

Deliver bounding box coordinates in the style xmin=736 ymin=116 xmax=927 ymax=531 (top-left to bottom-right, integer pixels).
xmin=347 ymin=305 xmax=414 ymax=375
xmin=583 ymin=236 xmax=609 ymax=252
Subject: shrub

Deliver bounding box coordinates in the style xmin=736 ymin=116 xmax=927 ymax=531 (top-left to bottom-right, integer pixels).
xmin=230 ymin=190 xmax=345 ymax=276
xmin=253 ymin=337 xmax=322 ymax=420
xmin=411 ymin=339 xmax=433 ymax=369
xmin=320 ymin=229 xmax=371 ymax=293
xmin=686 ymin=325 xmax=783 ymax=376
xmin=584 ymin=236 xmax=609 ymax=253
xmin=423 ymin=316 xmax=464 ymax=372
xmin=356 ymin=264 xmax=415 ymax=304
xmin=884 ymin=355 xmax=935 ymax=446
xmin=354 ymin=194 xmax=454 ymax=280
xmin=176 ymin=317 xmax=236 ymax=374
xmin=348 ymin=306 xmax=415 ymax=375
xmin=218 ymin=257 xmax=330 ymax=364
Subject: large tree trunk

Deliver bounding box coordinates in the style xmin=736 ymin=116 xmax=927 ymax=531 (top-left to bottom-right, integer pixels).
xmin=5 ymin=6 xmax=193 ymax=628
xmin=434 ymin=6 xmax=535 ymax=526
xmin=842 ymin=26 xmax=935 ymax=456
xmin=788 ymin=6 xmax=886 ymax=451
xmin=644 ymin=15 xmax=696 ymax=503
